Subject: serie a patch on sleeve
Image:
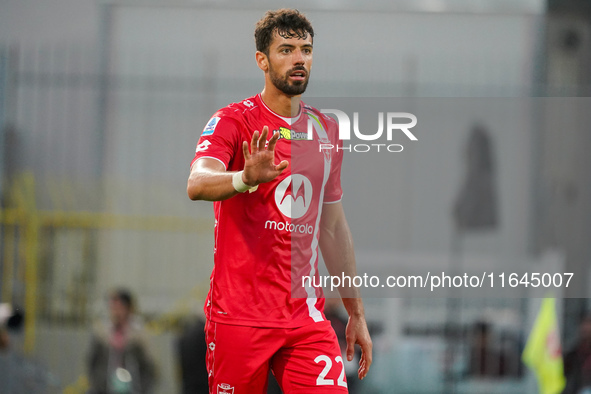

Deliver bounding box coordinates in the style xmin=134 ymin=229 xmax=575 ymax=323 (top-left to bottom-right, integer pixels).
xmin=202 ymin=117 xmax=221 ymax=136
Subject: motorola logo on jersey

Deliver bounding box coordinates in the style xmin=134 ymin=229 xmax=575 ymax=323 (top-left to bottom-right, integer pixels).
xmin=274 ymin=175 xmax=313 ymax=219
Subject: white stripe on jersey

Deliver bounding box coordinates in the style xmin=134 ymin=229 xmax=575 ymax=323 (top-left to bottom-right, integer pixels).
xmin=304 ymin=114 xmax=331 ymax=322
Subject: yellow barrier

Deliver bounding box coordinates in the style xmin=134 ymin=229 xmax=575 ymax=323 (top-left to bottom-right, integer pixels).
xmin=62 ymin=375 xmax=89 ymax=394
xmin=0 ymin=173 xmax=213 ymax=354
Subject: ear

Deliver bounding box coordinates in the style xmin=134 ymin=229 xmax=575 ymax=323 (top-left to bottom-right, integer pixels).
xmin=256 ymin=51 xmax=269 ymax=72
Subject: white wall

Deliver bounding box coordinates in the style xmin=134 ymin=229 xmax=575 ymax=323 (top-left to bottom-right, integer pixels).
xmin=0 ymin=0 xmax=100 ymax=44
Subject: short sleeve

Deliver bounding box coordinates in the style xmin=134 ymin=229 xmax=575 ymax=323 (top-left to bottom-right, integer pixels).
xmin=190 ymin=115 xmax=242 ymax=170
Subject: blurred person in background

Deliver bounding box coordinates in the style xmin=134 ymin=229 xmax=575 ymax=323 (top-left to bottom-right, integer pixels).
xmin=176 ymin=316 xmax=208 ymax=394
xmin=0 ymin=303 xmax=24 ymax=352
xmin=187 ymin=8 xmax=371 ymax=394
xmin=563 ymin=314 xmax=591 ymax=394
xmin=0 ymin=303 xmax=13 ymax=351
xmin=0 ymin=304 xmax=13 ymax=390
xmin=1 ymin=304 xmax=30 ymax=392
xmin=0 ymin=328 xmax=7 ymax=350
xmin=87 ymin=288 xmax=157 ymax=394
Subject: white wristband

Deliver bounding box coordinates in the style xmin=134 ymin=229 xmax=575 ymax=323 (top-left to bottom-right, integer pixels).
xmin=232 ymin=171 xmax=252 ymax=193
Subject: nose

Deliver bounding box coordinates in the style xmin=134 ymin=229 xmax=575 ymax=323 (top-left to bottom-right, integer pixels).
xmin=293 ymin=48 xmax=305 ymax=65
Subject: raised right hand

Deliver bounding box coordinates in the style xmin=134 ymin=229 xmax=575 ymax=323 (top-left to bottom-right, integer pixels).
xmin=242 ymin=125 xmax=289 ymax=187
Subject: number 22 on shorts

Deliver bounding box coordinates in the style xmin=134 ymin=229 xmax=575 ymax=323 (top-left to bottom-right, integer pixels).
xmin=314 ymin=355 xmax=347 ymax=387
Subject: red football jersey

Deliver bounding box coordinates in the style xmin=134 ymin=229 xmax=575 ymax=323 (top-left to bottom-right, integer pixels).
xmin=191 ymin=94 xmax=343 ymax=328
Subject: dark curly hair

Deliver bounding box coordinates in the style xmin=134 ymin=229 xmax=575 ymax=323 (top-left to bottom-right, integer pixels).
xmin=110 ymin=288 xmax=135 ymax=312
xmin=255 ymin=9 xmax=314 ymax=56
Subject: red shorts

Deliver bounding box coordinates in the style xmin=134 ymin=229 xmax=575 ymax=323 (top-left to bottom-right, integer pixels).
xmin=205 ymin=319 xmax=349 ymax=394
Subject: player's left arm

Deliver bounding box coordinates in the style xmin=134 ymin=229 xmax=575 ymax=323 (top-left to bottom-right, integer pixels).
xmin=319 ymin=202 xmax=373 ymax=380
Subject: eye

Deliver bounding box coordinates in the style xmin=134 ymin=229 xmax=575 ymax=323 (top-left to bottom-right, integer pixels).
xmin=281 ymin=48 xmax=291 ymax=54
xmin=303 ymin=48 xmax=312 ymax=55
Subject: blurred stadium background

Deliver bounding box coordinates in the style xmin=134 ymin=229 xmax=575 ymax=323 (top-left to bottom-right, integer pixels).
xmin=0 ymin=0 xmax=590 ymax=393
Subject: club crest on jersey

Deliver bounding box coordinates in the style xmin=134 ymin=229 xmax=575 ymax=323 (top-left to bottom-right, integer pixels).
xmin=276 ymin=126 xmax=309 ymax=141
xmin=319 ymin=137 xmax=332 ymax=161
xmin=202 ymin=117 xmax=220 ymax=136
xmin=217 ymin=383 xmax=234 ymax=394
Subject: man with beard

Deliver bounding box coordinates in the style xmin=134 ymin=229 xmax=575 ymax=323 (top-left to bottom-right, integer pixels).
xmin=187 ymin=9 xmax=372 ymax=393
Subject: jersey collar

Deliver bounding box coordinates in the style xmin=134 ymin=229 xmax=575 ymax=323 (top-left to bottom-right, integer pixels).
xmin=256 ymin=94 xmax=302 ymax=125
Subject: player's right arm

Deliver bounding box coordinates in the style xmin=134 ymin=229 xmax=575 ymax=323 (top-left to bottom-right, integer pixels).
xmin=187 ymin=158 xmax=240 ymax=201
xmin=187 ymin=126 xmax=288 ymax=201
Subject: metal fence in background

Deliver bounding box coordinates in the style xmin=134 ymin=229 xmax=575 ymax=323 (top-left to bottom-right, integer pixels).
xmin=0 ymin=7 xmax=590 ymax=391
